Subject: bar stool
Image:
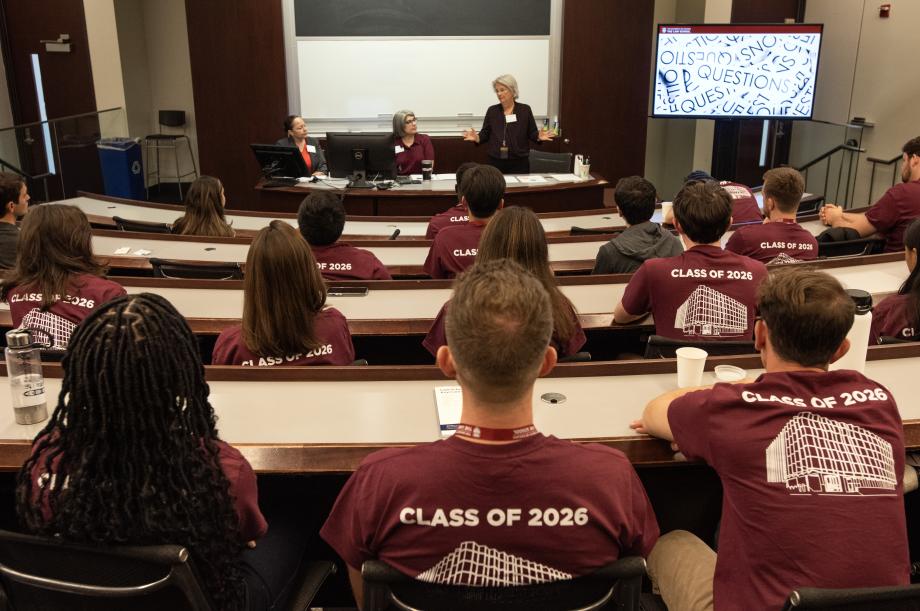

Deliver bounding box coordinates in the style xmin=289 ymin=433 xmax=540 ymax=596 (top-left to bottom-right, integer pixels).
xmin=144 ymin=110 xmax=198 ymax=200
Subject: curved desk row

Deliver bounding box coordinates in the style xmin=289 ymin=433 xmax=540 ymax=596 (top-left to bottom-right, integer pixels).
xmin=0 ymin=343 xmax=917 ymax=473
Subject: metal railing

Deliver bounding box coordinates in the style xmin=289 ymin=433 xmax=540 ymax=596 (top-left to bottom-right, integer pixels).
xmin=867 ymin=154 xmax=902 ymax=205
xmin=795 ymin=142 xmax=865 ymax=209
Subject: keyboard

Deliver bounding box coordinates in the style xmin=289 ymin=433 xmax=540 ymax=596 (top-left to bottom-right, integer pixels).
xmin=262 ymin=177 xmax=298 ymax=187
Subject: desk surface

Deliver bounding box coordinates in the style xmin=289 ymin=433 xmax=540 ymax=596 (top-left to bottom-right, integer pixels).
xmin=0 ymin=344 xmax=916 ymax=472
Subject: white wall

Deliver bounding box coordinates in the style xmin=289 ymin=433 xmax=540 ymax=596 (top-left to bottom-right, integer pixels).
xmin=83 ymin=0 xmax=128 ymax=137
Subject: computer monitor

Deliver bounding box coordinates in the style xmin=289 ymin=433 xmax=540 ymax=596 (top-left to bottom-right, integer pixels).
xmin=250 ymin=144 xmax=310 ymax=180
xmin=326 ymin=132 xmax=396 ymax=188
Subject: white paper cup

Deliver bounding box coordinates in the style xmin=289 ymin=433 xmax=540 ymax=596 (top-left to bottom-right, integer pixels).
xmin=660 ymin=202 xmax=673 ymax=223
xmin=676 ymin=347 xmax=708 ymax=388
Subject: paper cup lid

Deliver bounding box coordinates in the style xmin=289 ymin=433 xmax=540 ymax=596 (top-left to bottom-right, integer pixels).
xmin=714 ymin=365 xmax=746 ymax=382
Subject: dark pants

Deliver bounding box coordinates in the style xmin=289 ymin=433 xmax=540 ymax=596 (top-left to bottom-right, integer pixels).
xmin=487 ymin=155 xmax=530 ymax=175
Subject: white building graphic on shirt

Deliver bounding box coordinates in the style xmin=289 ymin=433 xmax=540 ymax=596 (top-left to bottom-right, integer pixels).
xmin=767 ymin=252 xmax=802 ymax=265
xmin=765 ymin=412 xmax=897 ymax=495
xmin=416 ymin=540 xmax=571 ymax=586
xmin=674 ymin=285 xmax=747 ymax=337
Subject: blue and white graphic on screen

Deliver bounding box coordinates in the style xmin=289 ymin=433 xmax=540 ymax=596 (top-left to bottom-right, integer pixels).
xmin=653 ymin=28 xmax=821 ymax=118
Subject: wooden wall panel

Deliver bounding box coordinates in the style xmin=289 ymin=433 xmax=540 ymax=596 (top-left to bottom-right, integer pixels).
xmin=185 ymin=0 xmax=288 ymax=209
xmin=560 ymin=1 xmax=654 ymax=185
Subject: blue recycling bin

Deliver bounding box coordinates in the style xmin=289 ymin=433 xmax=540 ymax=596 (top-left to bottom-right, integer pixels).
xmin=97 ymin=138 xmax=145 ymax=200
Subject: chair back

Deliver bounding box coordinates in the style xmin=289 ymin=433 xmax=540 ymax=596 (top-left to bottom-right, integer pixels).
xmin=570 ymin=226 xmax=618 ymax=236
xmin=362 ymin=556 xmax=646 ymax=611
xmin=817 ymin=237 xmax=886 ymax=258
xmin=113 ymin=216 xmax=174 ymax=234
xmin=0 ymin=529 xmax=213 ymax=610
xmin=644 ymin=334 xmax=756 ymax=359
xmin=529 ymin=150 xmax=573 ymax=174
xmin=558 ymin=351 xmax=592 ymax=363
xmin=783 ymin=583 xmax=920 ymax=610
xmin=159 ymin=110 xmax=187 ymax=129
xmin=150 ymin=258 xmax=243 ymax=280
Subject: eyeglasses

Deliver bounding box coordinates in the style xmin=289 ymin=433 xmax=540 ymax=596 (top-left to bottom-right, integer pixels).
xmin=405 ymin=118 xmax=417 ymax=125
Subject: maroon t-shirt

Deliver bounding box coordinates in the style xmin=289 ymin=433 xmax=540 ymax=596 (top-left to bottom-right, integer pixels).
xmin=724 ymin=219 xmax=818 ymax=264
xmin=29 ymin=437 xmax=267 ymax=542
xmin=720 ymin=181 xmax=763 ymax=225
xmin=669 ymin=370 xmax=909 ymax=610
xmin=423 ymin=301 xmax=586 ymax=358
xmin=310 ymin=242 xmax=392 ymax=281
xmin=395 ymin=134 xmax=435 ymax=176
xmin=620 ymin=246 xmax=767 ymax=340
xmin=870 ymin=293 xmax=917 ymax=343
xmin=7 ymin=274 xmax=127 ymax=348
xmin=320 ymin=434 xmax=659 ymax=583
xmin=425 ymin=203 xmax=469 ymax=239
xmin=212 ymin=308 xmax=355 ymax=366
xmin=423 ymin=221 xmax=485 ymax=279
xmin=864 ymin=179 xmax=920 ymax=252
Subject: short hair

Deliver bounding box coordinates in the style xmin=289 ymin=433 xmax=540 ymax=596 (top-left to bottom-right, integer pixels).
xmin=762 ymin=167 xmax=805 ymax=214
xmin=298 ymin=191 xmax=346 ymax=246
xmin=614 ymin=176 xmax=657 ymax=225
xmin=684 ymin=170 xmax=714 ymax=183
xmin=283 ymin=114 xmax=302 ymax=132
xmin=673 ymin=180 xmax=733 ymax=244
xmin=758 ymin=268 xmax=855 ymax=368
xmin=455 ymin=162 xmax=479 ymax=197
xmin=0 ymin=172 xmax=25 ymax=210
xmin=492 ymin=74 xmax=519 ymax=99
xmin=446 ymin=259 xmax=552 ymax=403
xmin=460 ymin=165 xmax=505 ymax=218
xmin=392 ymin=109 xmax=415 ymax=138
xmin=903 ymin=136 xmax=920 ymax=158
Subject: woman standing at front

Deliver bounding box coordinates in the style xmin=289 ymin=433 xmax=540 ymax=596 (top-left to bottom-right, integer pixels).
xmin=462 ymin=74 xmax=554 ymax=174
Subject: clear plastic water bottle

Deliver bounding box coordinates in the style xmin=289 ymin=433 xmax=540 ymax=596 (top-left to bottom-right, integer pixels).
xmin=829 ymin=289 xmax=872 ymax=374
xmin=5 ymin=330 xmax=48 ymax=425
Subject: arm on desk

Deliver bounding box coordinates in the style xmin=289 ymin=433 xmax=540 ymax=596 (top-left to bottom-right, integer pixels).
xmin=820 ymin=204 xmax=877 ymax=237
xmin=613 ymin=302 xmax=646 ymax=325
xmin=348 ymin=566 xmax=364 ymax=610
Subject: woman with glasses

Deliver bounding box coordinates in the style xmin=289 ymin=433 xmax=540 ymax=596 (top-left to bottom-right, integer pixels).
xmin=392 ymin=109 xmax=434 ymax=175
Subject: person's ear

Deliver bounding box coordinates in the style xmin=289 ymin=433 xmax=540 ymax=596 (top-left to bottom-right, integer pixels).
xmin=829 ymin=337 xmax=851 ymax=365
xmin=754 ymin=319 xmax=767 ymax=352
xmin=436 ymin=345 xmax=457 ymax=377
xmin=460 ymin=195 xmax=470 ymax=215
xmin=538 ymin=346 xmax=557 ymax=377
xmin=498 ymin=198 xmax=505 ymax=210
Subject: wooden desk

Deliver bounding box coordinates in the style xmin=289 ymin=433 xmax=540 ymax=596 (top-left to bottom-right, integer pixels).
xmin=0 ymin=344 xmax=917 ymax=473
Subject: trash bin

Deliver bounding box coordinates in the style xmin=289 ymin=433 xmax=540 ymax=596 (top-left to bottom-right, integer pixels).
xmin=97 ymin=138 xmax=144 ymax=200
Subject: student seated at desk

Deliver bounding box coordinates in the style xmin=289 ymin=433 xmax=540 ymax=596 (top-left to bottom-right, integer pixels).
xmin=0 ymin=205 xmax=125 ymax=348
xmin=423 ymin=164 xmax=504 ymax=279
xmin=725 ymin=167 xmax=817 ymax=264
xmin=631 ymin=268 xmax=910 ymax=610
xmin=322 ymin=260 xmax=658 ymax=607
xmin=871 ymin=218 xmax=920 ymax=343
xmin=212 ymin=221 xmax=355 ymax=366
xmin=172 ymin=175 xmax=235 ymax=237
xmin=662 ymin=170 xmax=763 ymax=226
xmin=425 ymin=161 xmax=477 ymax=239
xmin=591 ymin=176 xmax=682 ymax=274
xmin=424 ymin=206 xmax=586 ymax=358
xmin=0 ymin=171 xmax=30 ymax=269
xmin=614 ymin=180 xmax=767 ymax=341
xmin=297 ymin=191 xmax=391 ymax=281
xmin=18 ymin=293 xmax=310 ymax=611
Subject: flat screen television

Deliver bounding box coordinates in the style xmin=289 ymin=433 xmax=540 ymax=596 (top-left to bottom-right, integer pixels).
xmin=326 ymin=132 xmax=396 ymax=188
xmin=651 ymin=23 xmax=823 ymax=120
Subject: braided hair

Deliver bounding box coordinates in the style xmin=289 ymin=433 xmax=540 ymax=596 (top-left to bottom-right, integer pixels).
xmin=16 ymin=293 xmax=246 ymax=610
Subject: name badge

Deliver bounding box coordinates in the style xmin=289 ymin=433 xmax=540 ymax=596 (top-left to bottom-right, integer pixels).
xmin=505 ymin=114 xmax=517 ymax=123
xmin=306 ymin=144 xmax=316 ymax=153
xmin=394 ymin=145 xmax=405 ymax=153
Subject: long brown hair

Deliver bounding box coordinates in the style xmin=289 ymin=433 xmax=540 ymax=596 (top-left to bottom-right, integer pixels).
xmin=476 ymin=206 xmax=577 ymax=342
xmin=173 ymin=176 xmax=235 ymax=237
xmin=0 ymin=204 xmax=106 ymax=308
xmin=242 ymin=220 xmax=327 ymax=355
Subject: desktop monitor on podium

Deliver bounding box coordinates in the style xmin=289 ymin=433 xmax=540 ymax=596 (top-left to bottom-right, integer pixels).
xmin=250 ymin=144 xmax=310 ymax=185
xmin=326 ymin=132 xmax=396 ymax=188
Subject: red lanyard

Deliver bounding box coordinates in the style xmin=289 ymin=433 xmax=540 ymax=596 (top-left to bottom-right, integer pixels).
xmin=455 ymin=423 xmax=538 ymax=441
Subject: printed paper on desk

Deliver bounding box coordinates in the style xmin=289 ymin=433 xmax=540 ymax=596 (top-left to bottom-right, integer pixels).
xmin=517 ymin=175 xmax=548 ymax=184
xmin=549 ymin=173 xmax=585 ymax=183
xmin=433 ymin=174 xmax=456 ymax=181
xmin=410 ymin=174 xmax=423 ymax=180
xmin=435 ymin=385 xmax=463 ymax=437
xmin=132 ymin=249 xmax=152 ymax=256
xmin=113 ymin=247 xmax=131 ymax=255
xmin=502 ymin=175 xmax=520 ymax=184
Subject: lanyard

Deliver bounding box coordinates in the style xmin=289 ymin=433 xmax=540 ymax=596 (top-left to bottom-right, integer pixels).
xmin=455 ymin=423 xmax=538 ymax=441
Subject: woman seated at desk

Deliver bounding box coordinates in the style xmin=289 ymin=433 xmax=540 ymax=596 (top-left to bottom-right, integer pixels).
xmin=871 ymin=218 xmax=920 ymax=343
xmin=392 ymin=109 xmax=434 ymax=175
xmin=172 ymin=175 xmax=235 ymax=237
xmin=212 ymin=221 xmax=355 ymax=366
xmin=276 ymin=114 xmax=327 ymax=176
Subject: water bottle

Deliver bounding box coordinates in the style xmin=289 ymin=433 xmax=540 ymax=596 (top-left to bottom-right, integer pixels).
xmin=5 ymin=330 xmax=48 ymax=425
xmin=829 ymin=289 xmax=872 ymax=374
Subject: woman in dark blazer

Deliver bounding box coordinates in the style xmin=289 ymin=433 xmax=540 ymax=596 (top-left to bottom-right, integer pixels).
xmin=462 ymin=74 xmax=554 ymax=174
xmin=275 ymin=114 xmax=327 ymax=175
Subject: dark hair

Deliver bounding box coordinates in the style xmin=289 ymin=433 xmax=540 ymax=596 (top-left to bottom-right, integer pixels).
xmin=0 ymin=172 xmax=25 ymax=211
xmin=903 ymin=136 xmax=920 ymax=158
xmin=455 ymin=162 xmax=479 ymax=198
xmin=673 ymin=180 xmax=732 ymax=244
xmin=477 ymin=207 xmax=577 ymax=346
xmin=243 ymin=221 xmax=327 ymax=355
xmin=173 ymin=176 xmax=234 ymax=237
xmin=0 ymin=205 xmax=106 ymax=308
xmin=297 ymin=191 xmax=345 ymax=246
xmin=758 ymin=268 xmax=855 ymax=368
xmin=614 ymin=176 xmax=657 ymax=225
xmin=898 ymin=218 xmax=920 ymax=330
xmin=684 ymin=170 xmax=714 ymax=183
xmin=283 ymin=114 xmax=302 ymax=133
xmin=16 ymin=293 xmax=246 ymax=609
xmin=459 ymin=165 xmax=505 ymax=218
xmin=762 ymin=167 xmax=805 ymax=214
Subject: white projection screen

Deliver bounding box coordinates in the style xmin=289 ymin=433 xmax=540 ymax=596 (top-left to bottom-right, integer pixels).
xmin=652 ymin=24 xmax=823 ymax=120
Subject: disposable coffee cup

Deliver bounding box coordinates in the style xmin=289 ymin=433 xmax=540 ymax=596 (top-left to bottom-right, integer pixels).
xmin=660 ymin=202 xmax=673 ymax=224
xmin=676 ymin=347 xmax=708 ymax=388
xmin=421 ymin=160 xmax=434 ymax=181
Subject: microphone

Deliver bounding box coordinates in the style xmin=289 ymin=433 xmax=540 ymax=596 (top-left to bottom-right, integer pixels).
xmin=389 ymin=228 xmax=401 ymax=240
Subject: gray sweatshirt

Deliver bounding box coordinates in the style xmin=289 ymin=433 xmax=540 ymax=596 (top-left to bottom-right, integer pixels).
xmin=591 ymin=221 xmax=683 ymax=275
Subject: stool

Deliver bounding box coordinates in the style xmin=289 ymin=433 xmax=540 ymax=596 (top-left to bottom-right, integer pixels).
xmin=144 ymin=110 xmax=198 ymax=200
